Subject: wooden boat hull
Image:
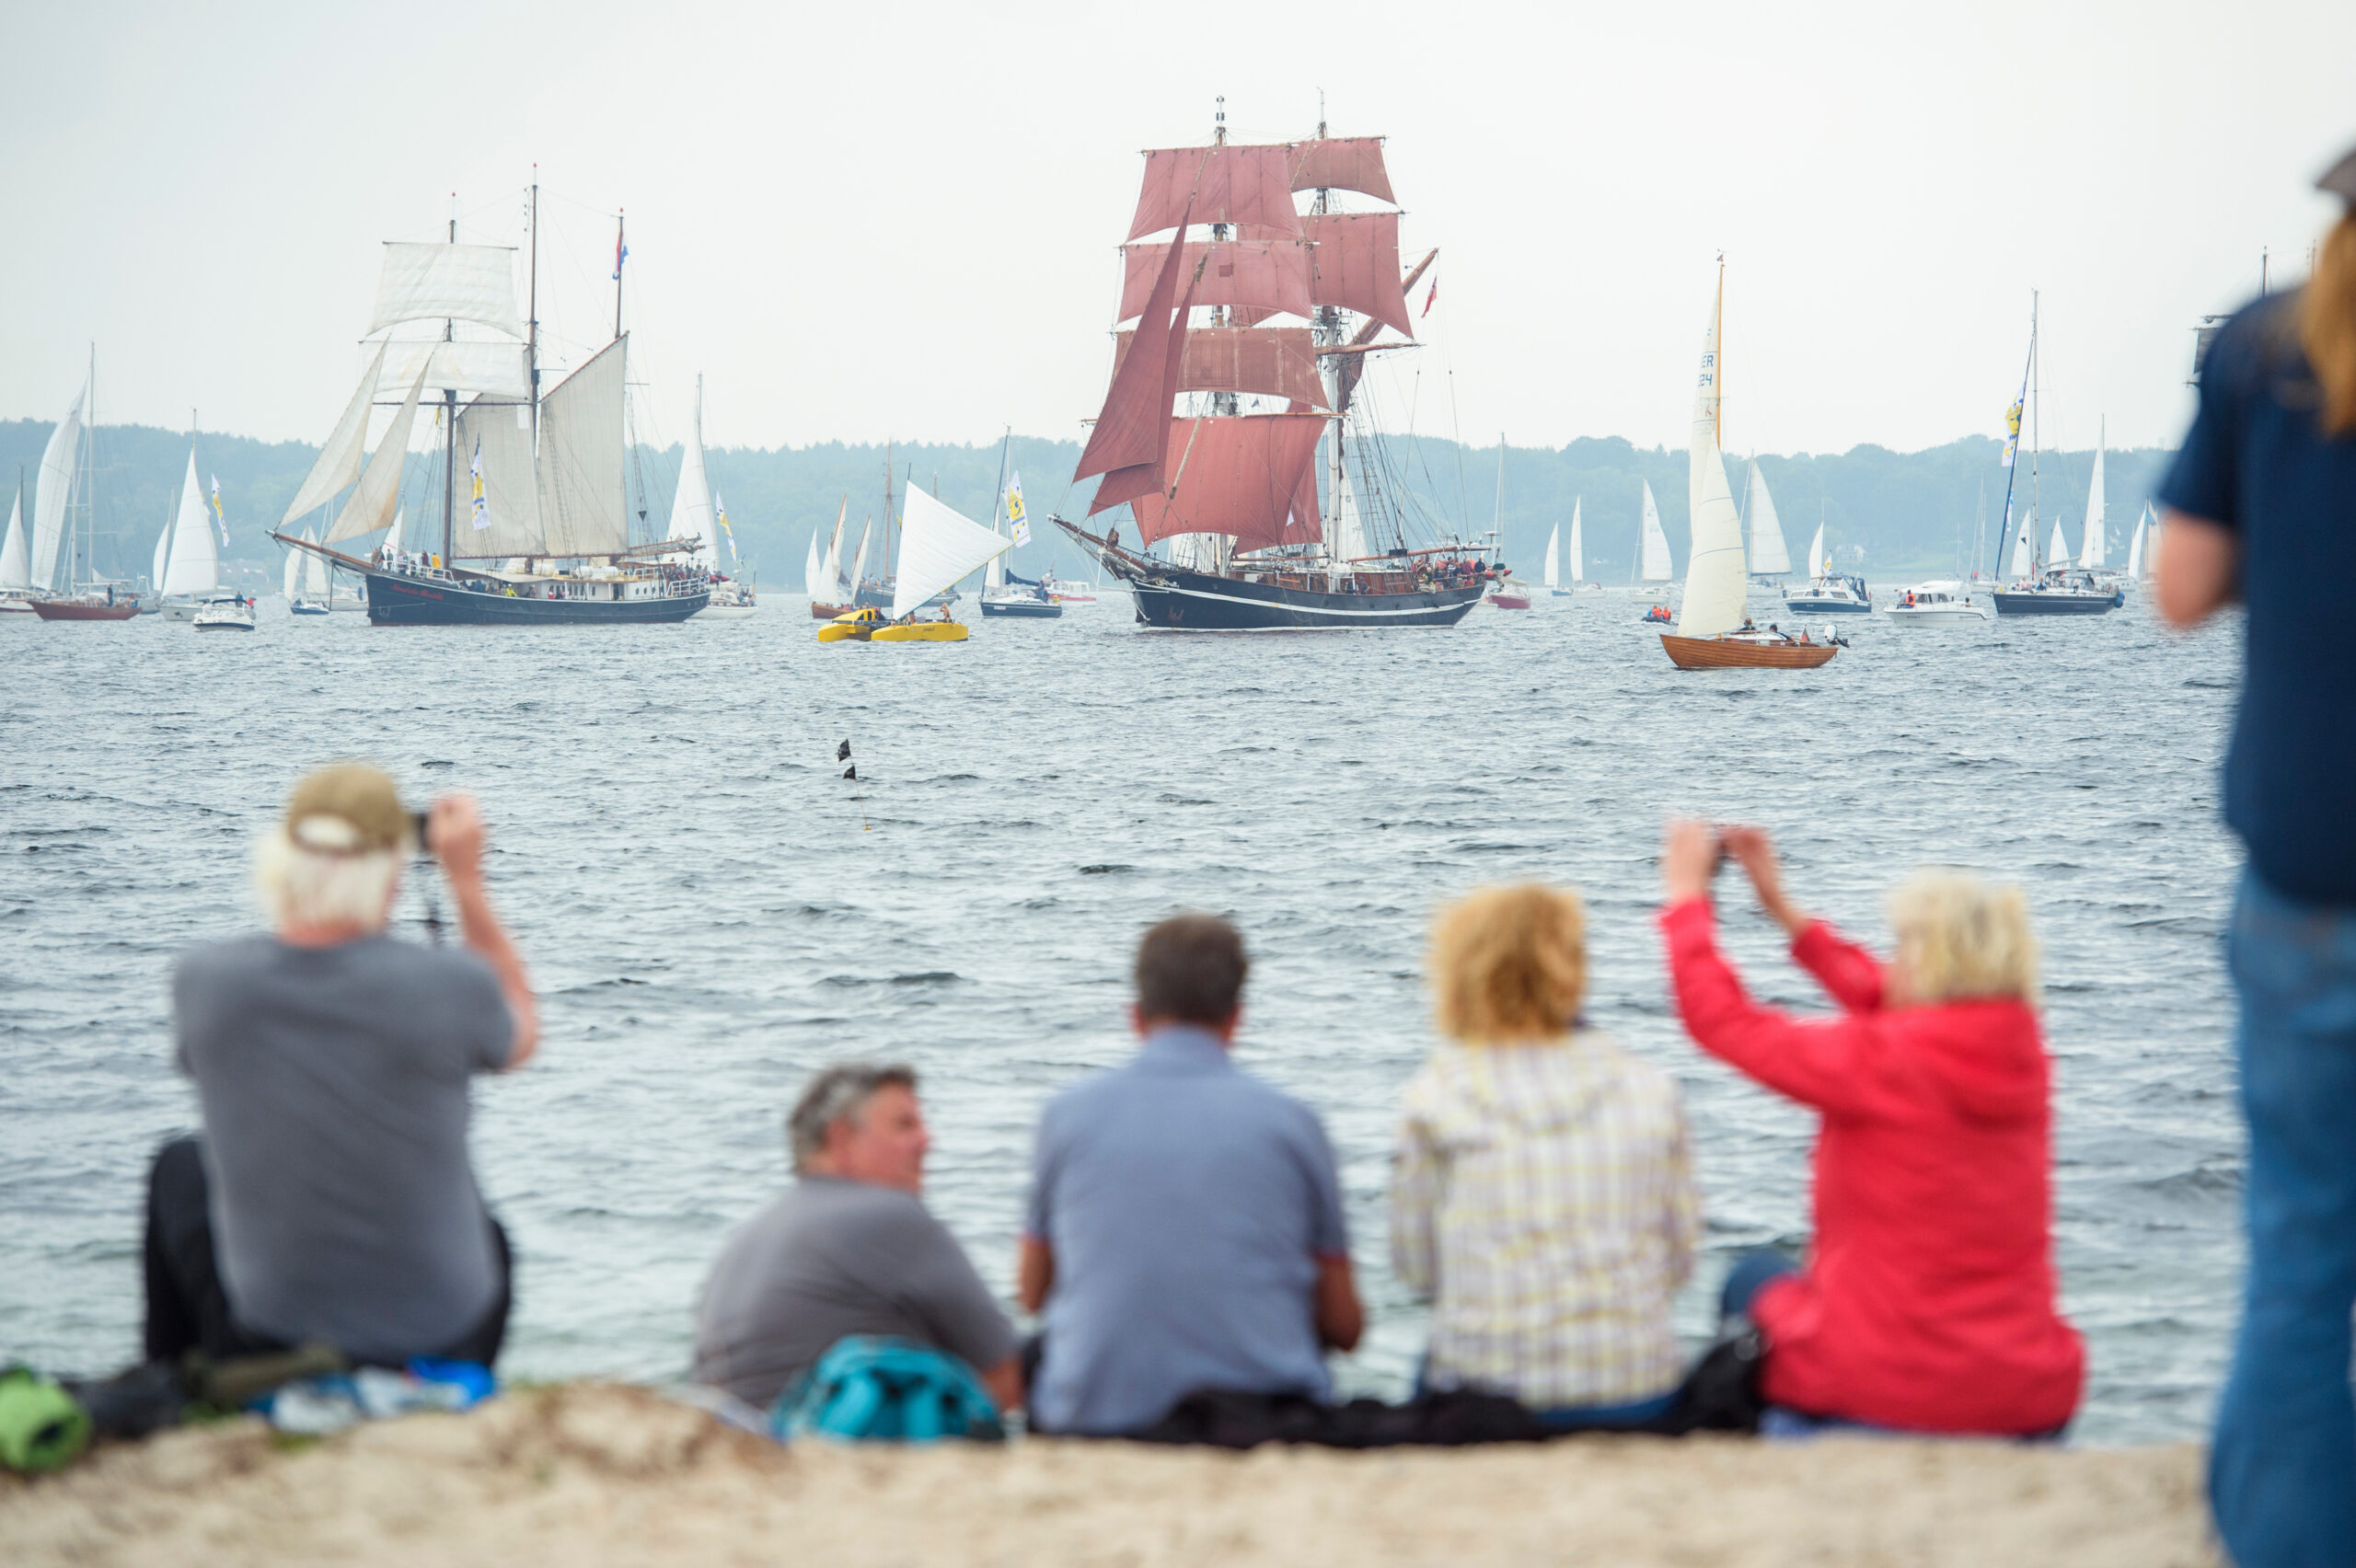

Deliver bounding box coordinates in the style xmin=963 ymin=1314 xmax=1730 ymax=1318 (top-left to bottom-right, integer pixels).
xmin=1660 ymin=633 xmax=1838 ymax=670
xmin=31 ymin=599 xmax=140 ymax=621
xmin=809 ymin=601 xmax=853 ymax=619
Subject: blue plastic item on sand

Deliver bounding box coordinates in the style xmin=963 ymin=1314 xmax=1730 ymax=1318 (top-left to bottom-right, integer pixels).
xmin=771 ymin=1336 xmax=1003 ymax=1444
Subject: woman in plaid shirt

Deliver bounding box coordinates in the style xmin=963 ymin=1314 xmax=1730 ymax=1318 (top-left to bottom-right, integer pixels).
xmin=1391 ymin=884 xmax=1703 ymax=1428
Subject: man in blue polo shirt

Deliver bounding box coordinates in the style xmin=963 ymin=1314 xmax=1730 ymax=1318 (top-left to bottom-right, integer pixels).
xmin=1018 ymin=914 xmax=1363 ymax=1436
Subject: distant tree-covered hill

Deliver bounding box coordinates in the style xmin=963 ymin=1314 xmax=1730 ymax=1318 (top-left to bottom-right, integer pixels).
xmin=0 ymin=417 xmax=2174 ymax=588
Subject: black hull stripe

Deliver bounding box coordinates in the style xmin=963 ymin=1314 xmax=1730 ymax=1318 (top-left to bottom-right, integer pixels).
xmin=364 ymin=570 xmax=709 ymax=626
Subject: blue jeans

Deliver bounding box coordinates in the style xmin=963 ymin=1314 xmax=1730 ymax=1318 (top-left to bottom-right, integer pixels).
xmin=1721 ymin=1247 xmax=1799 ymax=1323
xmin=2212 ymin=870 xmax=2356 ymax=1568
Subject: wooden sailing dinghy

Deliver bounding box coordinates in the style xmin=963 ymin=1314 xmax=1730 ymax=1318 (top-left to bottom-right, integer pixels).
xmin=1660 ymin=262 xmax=1837 ymax=672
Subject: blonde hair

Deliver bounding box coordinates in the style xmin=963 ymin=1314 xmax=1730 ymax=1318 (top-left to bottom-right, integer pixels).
xmin=2302 ymin=212 xmax=2356 ymax=435
xmin=252 ymin=826 xmax=401 ymax=931
xmin=1429 ymin=883 xmax=1588 ymax=1043
xmin=1887 ymin=870 xmax=2038 ymax=1005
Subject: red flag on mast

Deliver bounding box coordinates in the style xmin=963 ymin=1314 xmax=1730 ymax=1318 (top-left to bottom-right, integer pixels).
xmin=1421 ymin=278 xmax=1438 ymax=318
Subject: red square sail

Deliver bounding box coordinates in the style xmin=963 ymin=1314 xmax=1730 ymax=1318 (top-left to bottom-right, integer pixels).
xmin=1128 ymin=413 xmax=1329 ymax=553
xmin=1119 ymin=240 xmax=1314 ymax=324
xmin=1127 ymin=144 xmax=1301 ymax=241
xmin=1303 ymin=213 xmax=1414 ymax=340
xmin=1110 ymin=327 xmax=1328 ymax=409
xmin=1287 ymin=137 xmax=1394 ymax=203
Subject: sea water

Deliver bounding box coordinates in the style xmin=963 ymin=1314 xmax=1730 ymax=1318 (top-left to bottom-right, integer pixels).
xmin=0 ymin=591 xmax=2243 ymax=1445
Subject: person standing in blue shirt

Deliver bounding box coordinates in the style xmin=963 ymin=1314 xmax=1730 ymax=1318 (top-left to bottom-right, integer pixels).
xmin=2157 ymin=143 xmax=2356 ymax=1568
xmin=1018 ymin=914 xmax=1363 ymax=1436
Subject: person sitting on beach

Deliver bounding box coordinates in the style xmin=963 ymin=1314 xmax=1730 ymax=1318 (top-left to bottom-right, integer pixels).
xmin=692 ymin=1063 xmax=1021 ymax=1415
xmin=1392 ymin=885 xmax=1700 ymax=1430
xmin=1657 ymin=819 xmax=2084 ymax=1436
xmin=152 ymin=765 xmax=538 ymax=1370
xmin=1019 ymin=914 xmax=1362 ymax=1435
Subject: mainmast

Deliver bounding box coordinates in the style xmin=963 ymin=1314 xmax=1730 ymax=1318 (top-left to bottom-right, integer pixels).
xmin=1715 ymin=255 xmax=1726 ymax=451
xmin=2028 ymin=291 xmax=2042 ymax=572
xmin=441 ymin=192 xmax=458 ymax=567
xmin=527 ymin=173 xmax=540 ymax=444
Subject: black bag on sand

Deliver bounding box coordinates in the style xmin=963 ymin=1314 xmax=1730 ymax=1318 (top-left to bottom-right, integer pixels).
xmin=63 ymin=1342 xmax=350 ymax=1441
xmin=1647 ymin=1326 xmax=1769 ymax=1435
xmin=1132 ymin=1388 xmax=1548 ymax=1450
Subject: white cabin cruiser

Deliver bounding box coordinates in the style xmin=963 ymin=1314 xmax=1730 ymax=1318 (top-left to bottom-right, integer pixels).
xmin=1885 ymin=581 xmax=1991 ymax=625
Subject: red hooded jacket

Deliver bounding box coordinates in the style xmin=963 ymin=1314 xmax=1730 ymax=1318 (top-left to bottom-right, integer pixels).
xmin=1659 ymin=897 xmax=2085 ymax=1435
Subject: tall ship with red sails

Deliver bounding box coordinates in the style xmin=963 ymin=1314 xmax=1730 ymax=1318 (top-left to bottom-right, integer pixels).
xmin=1054 ymin=107 xmax=1504 ymax=629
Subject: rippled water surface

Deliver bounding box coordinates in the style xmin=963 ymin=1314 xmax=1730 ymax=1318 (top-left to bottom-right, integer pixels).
xmin=0 ymin=590 xmax=2246 ymax=1445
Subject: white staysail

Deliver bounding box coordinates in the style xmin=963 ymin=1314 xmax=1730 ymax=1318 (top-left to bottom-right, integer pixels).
xmin=821 ymin=501 xmax=848 ymax=599
xmin=537 ymin=338 xmax=629 ymax=559
xmin=670 ymin=377 xmax=719 ymax=568
xmin=849 ymin=516 xmax=873 ymax=594
xmin=152 ymin=509 xmax=173 ymax=589
xmin=2046 ymin=513 xmax=2070 ymax=572
xmin=804 ymin=532 xmax=824 ymax=597
xmin=0 ymin=493 xmax=28 ymax=588
xmin=893 ymin=486 xmax=1009 ymax=618
xmin=1744 ymin=462 xmax=1792 ymax=575
xmin=367 ymin=243 xmax=525 ymax=340
xmin=1543 ymin=523 xmax=1560 ymax=589
xmin=2125 ymin=505 xmax=2150 ymax=581
xmin=1678 ymin=287 xmax=1749 ymax=638
xmin=456 ymin=398 xmax=541 ymax=558
xmin=387 ymin=505 xmax=405 ymax=551
xmin=2007 ymin=507 xmax=2032 ymax=578
xmin=302 ymin=527 xmax=329 ymax=599
xmin=1569 ymin=498 xmax=1584 ymax=581
xmin=329 ymin=367 xmax=427 ymax=544
xmin=282 ymin=345 xmax=387 ymax=527
xmin=1639 ymin=481 xmax=1672 ymax=581
xmin=1326 ymin=459 xmax=1368 ymax=583
xmin=283 ymin=537 xmax=301 ymax=601
xmin=2078 ymin=438 xmax=2107 ymax=569
xmin=161 ymin=453 xmax=221 ymax=595
xmin=29 ymin=385 xmax=85 ymax=591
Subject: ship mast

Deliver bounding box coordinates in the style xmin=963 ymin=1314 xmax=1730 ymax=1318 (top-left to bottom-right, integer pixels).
xmin=441 ymin=193 xmax=458 ymax=567
xmin=2028 ymin=291 xmax=2042 ymax=573
xmin=527 ymin=173 xmax=540 ymax=445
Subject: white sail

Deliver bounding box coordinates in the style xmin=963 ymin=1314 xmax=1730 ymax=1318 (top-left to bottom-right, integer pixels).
xmin=2045 ymin=513 xmax=2070 ymax=572
xmin=456 ymin=398 xmax=541 ymax=558
xmin=1677 ymin=287 xmax=1749 ymax=638
xmin=282 ymin=345 xmax=387 ymax=527
xmin=821 ymin=501 xmax=847 ymax=599
xmin=670 ymin=377 xmax=719 ymax=568
xmin=152 ymin=508 xmax=172 ymax=589
xmin=986 ymin=543 xmax=1008 ymax=589
xmin=29 ymin=385 xmax=85 ymax=591
xmin=2142 ymin=508 xmax=2161 ymax=580
xmin=302 ymin=527 xmax=329 ymax=598
xmin=328 ymin=367 xmax=427 ymax=545
xmin=0 ymin=493 xmax=28 ymax=588
xmin=848 ymin=516 xmax=873 ymax=594
xmin=1803 ymin=522 xmax=1826 ymax=579
xmin=1569 ymin=498 xmax=1584 ymax=581
xmin=804 ymin=532 xmax=824 ymax=597
xmin=372 ymin=340 xmax=528 ymax=399
xmin=2078 ymin=438 xmax=2107 ymax=569
xmin=1744 ymin=462 xmax=1793 ymax=574
xmin=1639 ymin=481 xmax=1672 ymax=581
xmin=1327 ymin=459 xmax=1368 ymax=583
xmin=282 ymin=538 xmax=301 ymax=600
xmin=387 ymin=505 xmax=405 ymax=552
xmin=537 ymin=338 xmax=629 ymax=559
xmin=367 ymin=243 xmax=524 ymax=340
xmin=1543 ymin=523 xmax=1560 ymax=589
xmin=893 ymin=485 xmax=1009 ymax=618
xmin=161 ymin=453 xmax=220 ymax=595
xmin=2007 ymin=506 xmax=2032 ymax=578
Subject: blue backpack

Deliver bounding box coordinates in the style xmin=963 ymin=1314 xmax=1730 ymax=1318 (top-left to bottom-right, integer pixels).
xmin=771 ymin=1337 xmax=1004 ymax=1444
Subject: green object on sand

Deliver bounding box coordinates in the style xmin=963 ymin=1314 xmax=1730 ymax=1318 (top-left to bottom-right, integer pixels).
xmin=0 ymin=1366 xmax=93 ymax=1474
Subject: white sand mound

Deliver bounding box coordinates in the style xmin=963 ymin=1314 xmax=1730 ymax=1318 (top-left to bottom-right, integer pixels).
xmin=1 ymin=1382 xmax=2217 ymax=1567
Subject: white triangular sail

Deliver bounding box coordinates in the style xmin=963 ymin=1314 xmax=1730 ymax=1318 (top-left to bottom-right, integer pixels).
xmin=848 ymin=516 xmax=872 ymax=594
xmin=2125 ymin=504 xmax=2150 ymax=581
xmin=893 ymin=485 xmax=1010 ymax=618
xmin=2141 ymin=508 xmax=2161 ymax=581
xmin=1677 ymin=288 xmax=1748 ymax=638
xmin=2045 ymin=513 xmax=2069 ymax=572
xmin=387 ymin=506 xmax=405 ymax=552
xmin=302 ymin=527 xmax=329 ymax=598
xmin=161 ymin=453 xmax=220 ymax=595
xmin=537 ymin=338 xmax=629 ymax=558
xmin=1744 ymin=461 xmax=1792 ymax=575
xmin=804 ymin=532 xmax=824 ymax=597
xmin=29 ymin=385 xmax=85 ymax=591
xmin=821 ymin=501 xmax=848 ymax=599
xmin=2007 ymin=506 xmax=2032 ymax=578
xmin=1804 ymin=522 xmax=1826 ymax=579
xmin=282 ymin=345 xmax=387 ymax=527
xmin=1639 ymin=481 xmax=1672 ymax=581
xmin=152 ymin=510 xmax=172 ymax=587
xmin=1326 ymin=459 xmax=1368 ymax=584
xmin=1569 ymin=498 xmax=1584 ymax=582
xmin=1 ymin=492 xmax=29 ymax=589
xmin=2078 ymin=438 xmax=2107 ymax=569
xmin=328 ymin=367 xmax=427 ymax=545
xmin=283 ymin=536 xmax=302 ymax=601
xmin=1543 ymin=523 xmax=1560 ymax=589
xmin=670 ymin=378 xmax=719 ymax=568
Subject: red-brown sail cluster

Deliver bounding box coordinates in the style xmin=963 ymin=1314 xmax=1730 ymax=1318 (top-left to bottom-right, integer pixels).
xmin=1080 ymin=134 xmax=1414 ymax=542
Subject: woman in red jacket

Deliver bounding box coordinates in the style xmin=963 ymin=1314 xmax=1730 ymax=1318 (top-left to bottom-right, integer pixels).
xmin=1658 ymin=819 xmax=2084 ymax=1436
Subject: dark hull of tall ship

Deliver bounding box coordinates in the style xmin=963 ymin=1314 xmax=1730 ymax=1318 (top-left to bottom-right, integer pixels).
xmin=1991 ymin=587 xmax=2122 ymax=617
xmin=1126 ymin=565 xmax=1484 ymax=630
xmin=363 ymin=568 xmax=708 ymax=626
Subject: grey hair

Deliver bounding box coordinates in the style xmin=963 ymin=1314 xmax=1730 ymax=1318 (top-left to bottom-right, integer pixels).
xmin=788 ymin=1061 xmax=918 ymax=1172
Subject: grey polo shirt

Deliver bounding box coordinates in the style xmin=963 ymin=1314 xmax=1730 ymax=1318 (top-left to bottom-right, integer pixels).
xmin=1024 ymin=1024 xmax=1350 ymax=1435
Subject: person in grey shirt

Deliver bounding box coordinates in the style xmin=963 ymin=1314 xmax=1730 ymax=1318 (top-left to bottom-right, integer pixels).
xmin=693 ymin=1063 xmax=1021 ymax=1413
xmin=1019 ymin=914 xmax=1364 ymax=1435
xmin=150 ymin=764 xmax=539 ymax=1368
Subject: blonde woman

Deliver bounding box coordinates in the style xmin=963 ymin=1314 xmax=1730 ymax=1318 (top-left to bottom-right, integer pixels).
xmin=1391 ymin=884 xmax=1700 ymax=1430
xmin=1658 ymin=820 xmax=2084 ymax=1437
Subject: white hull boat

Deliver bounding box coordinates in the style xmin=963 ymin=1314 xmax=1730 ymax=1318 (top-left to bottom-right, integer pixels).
xmin=1886 ymin=581 xmax=1991 ymax=625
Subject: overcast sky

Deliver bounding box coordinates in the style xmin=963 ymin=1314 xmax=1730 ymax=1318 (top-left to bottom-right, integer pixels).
xmin=3 ymin=0 xmax=2349 ymax=470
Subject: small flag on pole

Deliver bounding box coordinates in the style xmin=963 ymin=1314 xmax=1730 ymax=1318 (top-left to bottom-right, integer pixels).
xmin=208 ymin=475 xmax=227 ymax=546
xmin=1005 ymin=471 xmax=1032 ymax=547
xmin=468 ymin=439 xmax=489 ymax=530
xmin=613 ymin=232 xmax=629 ymax=281
xmin=1422 ymin=279 xmax=1438 ymax=318
xmin=716 ymin=493 xmax=738 ymax=562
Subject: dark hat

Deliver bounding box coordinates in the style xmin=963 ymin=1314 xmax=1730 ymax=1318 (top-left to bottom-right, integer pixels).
xmin=2321 ymin=143 xmax=2356 ymax=206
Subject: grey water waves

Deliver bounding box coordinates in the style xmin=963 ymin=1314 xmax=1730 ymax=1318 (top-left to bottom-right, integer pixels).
xmin=0 ymin=593 xmax=2243 ymax=1444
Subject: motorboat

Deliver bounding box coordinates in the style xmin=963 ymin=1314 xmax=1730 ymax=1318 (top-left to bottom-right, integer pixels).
xmin=980 ymin=573 xmax=1064 ymax=618
xmin=1486 ymin=586 xmax=1531 ymax=610
xmin=193 ymin=592 xmax=257 ymax=631
xmin=1886 ymin=581 xmax=1991 ymax=626
xmin=1783 ymin=573 xmax=1873 ymax=614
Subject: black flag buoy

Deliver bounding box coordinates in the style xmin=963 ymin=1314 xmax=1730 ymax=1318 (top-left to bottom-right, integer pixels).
xmin=842 ymin=765 xmax=856 ymax=779
xmin=837 ymin=740 xmax=851 ymax=762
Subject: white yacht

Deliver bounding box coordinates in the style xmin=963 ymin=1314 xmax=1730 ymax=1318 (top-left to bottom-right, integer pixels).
xmin=192 ymin=592 xmax=256 ymax=631
xmin=1885 ymin=581 xmax=1991 ymax=625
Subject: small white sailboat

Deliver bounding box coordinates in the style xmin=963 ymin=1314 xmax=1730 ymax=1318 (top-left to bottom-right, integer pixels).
xmin=818 ymin=485 xmax=1007 ymax=642
xmin=1783 ymin=516 xmax=1871 ymax=614
xmin=679 ymin=378 xmax=755 ymax=620
xmin=1743 ymin=460 xmax=1793 ymax=582
xmin=2077 ymin=430 xmax=2108 ymax=571
xmin=807 ymin=500 xmax=851 ymax=616
xmin=2124 ymin=503 xmax=2152 ymax=584
xmin=1542 ymin=520 xmax=1561 ymax=595
xmin=1 ymin=480 xmax=35 ymax=615
xmin=158 ymin=453 xmax=221 ymax=619
xmin=286 ymin=525 xmax=331 ymax=615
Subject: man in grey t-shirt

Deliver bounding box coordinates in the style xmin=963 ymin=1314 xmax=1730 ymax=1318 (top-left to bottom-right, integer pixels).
xmin=149 ymin=766 xmax=538 ymax=1368
xmin=692 ymin=1063 xmax=1020 ymax=1413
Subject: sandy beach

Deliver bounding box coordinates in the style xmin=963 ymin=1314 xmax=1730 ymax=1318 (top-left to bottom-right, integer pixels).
xmin=1 ymin=1383 xmax=2217 ymax=1567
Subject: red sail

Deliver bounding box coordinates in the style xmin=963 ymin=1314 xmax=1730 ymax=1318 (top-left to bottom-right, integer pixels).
xmin=1080 ymin=202 xmax=1195 ymax=512
xmin=1280 ymin=404 xmax=1324 ymax=546
xmin=1129 ymin=413 xmax=1328 ymax=553
xmin=1111 ymin=327 xmax=1328 ymax=409
xmin=1304 ymin=213 xmax=1414 ymax=339
xmin=1119 ymin=240 xmax=1312 ymax=324
xmin=1288 ymin=137 xmax=1394 ymax=203
xmin=1126 ymin=144 xmax=1300 ymax=241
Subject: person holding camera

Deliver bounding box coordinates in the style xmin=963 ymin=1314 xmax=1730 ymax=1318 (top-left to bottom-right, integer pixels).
xmin=1656 ymin=818 xmax=2082 ymax=1437
xmin=144 ymin=763 xmax=538 ymax=1370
